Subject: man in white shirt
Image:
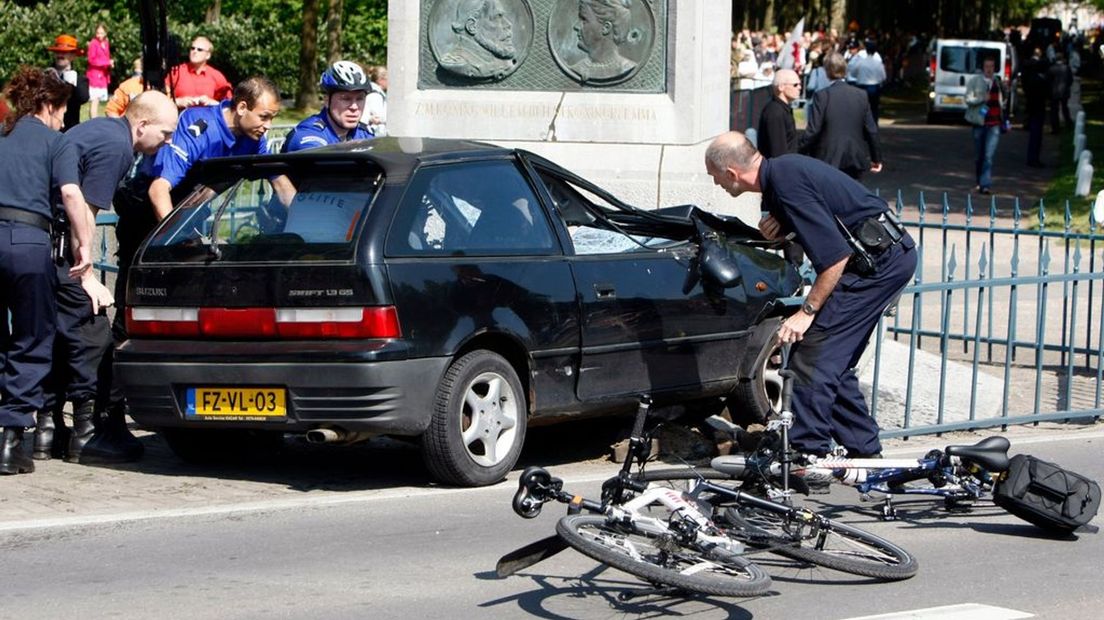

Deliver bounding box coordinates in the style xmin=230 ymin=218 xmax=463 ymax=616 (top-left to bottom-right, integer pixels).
xmin=847 ymin=40 xmax=887 ymax=122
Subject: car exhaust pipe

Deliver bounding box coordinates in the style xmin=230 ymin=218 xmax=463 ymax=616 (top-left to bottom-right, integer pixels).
xmin=304 ymin=427 xmax=374 ymax=445
xmin=306 ymin=428 xmax=344 ymax=444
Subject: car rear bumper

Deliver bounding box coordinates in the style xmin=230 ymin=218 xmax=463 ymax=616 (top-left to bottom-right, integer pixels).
xmin=115 ymin=356 xmax=450 ymax=436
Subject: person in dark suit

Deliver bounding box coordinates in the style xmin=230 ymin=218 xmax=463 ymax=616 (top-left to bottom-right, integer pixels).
xmin=757 ymin=69 xmax=801 ymax=158
xmin=1021 ymin=47 xmax=1049 ymax=167
xmin=799 ymin=52 xmax=883 ymax=180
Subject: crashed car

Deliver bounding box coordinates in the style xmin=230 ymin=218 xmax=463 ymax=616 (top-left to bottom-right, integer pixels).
xmin=116 ymin=137 xmax=802 ymax=486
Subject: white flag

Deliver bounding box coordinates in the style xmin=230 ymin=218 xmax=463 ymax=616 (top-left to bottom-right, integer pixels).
xmin=778 ymin=17 xmax=805 ymax=71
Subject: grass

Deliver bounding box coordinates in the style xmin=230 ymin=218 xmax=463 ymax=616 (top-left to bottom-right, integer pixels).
xmin=1037 ymin=77 xmax=1103 ymax=232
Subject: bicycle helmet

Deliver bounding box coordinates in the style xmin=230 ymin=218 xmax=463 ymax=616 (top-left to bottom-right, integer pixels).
xmin=320 ymin=61 xmax=369 ymax=92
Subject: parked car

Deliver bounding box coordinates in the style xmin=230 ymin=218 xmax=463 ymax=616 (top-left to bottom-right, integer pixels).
xmin=116 ymin=138 xmax=802 ymax=486
xmin=927 ymin=38 xmax=1016 ymax=123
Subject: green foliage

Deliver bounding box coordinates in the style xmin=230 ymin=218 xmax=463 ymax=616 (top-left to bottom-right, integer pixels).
xmin=1 ymin=0 xmax=388 ymax=97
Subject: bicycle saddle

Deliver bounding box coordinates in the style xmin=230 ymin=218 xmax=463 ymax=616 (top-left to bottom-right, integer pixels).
xmin=944 ymin=436 xmax=1011 ymax=473
xmin=709 ymin=455 xmax=747 ymax=478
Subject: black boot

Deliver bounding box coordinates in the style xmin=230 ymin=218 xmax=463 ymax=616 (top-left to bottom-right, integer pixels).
xmin=1 ymin=427 xmax=35 ymax=475
xmin=66 ymin=401 xmax=97 ymax=463
xmin=67 ymin=402 xmax=143 ymax=465
xmin=33 ymin=408 xmax=70 ymax=461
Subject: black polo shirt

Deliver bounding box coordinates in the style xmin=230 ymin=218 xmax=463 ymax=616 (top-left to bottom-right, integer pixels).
xmin=0 ymin=116 xmax=79 ymax=219
xmin=759 ymin=154 xmax=887 ymax=272
xmin=62 ymin=117 xmax=135 ymax=211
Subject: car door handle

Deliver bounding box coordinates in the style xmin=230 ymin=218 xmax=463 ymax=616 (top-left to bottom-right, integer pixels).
xmin=594 ymin=283 xmax=617 ymax=300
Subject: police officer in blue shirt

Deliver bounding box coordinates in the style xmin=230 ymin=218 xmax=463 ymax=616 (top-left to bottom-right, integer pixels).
xmin=32 ymin=92 xmax=179 ymax=465
xmin=108 ymin=77 xmax=292 ymax=417
xmin=0 ymin=67 xmax=95 ymax=475
xmin=282 ymin=61 xmax=374 ymax=153
xmin=705 ymin=132 xmax=917 ymax=490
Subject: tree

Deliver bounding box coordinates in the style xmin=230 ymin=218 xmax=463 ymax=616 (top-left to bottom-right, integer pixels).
xmin=325 ymin=0 xmax=343 ymax=65
xmin=296 ymin=0 xmax=320 ymax=108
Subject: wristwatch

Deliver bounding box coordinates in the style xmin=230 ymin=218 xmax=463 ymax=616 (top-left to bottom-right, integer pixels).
xmin=801 ymin=301 xmax=818 ymax=316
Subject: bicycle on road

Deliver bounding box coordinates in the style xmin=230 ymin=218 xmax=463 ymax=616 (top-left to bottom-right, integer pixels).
xmin=497 ymin=394 xmax=918 ymax=598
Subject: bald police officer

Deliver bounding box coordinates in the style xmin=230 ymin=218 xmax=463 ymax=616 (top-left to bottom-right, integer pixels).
xmin=33 ymin=91 xmax=179 ymax=464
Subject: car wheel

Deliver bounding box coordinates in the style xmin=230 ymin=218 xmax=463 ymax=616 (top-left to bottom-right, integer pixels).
xmin=730 ymin=320 xmax=784 ymax=426
xmin=161 ymin=428 xmax=284 ymax=464
xmin=422 ymin=350 xmax=527 ymax=487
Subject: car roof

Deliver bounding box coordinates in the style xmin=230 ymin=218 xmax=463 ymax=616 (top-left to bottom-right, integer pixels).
xmin=192 ymin=137 xmax=516 ymax=182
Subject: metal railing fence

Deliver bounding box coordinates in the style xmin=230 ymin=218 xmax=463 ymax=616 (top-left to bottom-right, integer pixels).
xmin=867 ymin=192 xmax=1102 ymax=438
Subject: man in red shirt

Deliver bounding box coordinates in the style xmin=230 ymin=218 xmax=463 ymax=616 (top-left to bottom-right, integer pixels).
xmin=168 ymin=36 xmax=232 ymax=109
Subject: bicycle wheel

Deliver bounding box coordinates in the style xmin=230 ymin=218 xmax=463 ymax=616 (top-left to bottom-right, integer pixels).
xmin=555 ymin=513 xmax=772 ymax=597
xmin=723 ymin=505 xmax=918 ymax=580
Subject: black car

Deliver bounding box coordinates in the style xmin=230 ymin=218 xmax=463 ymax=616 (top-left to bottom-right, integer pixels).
xmin=116 ymin=138 xmax=802 ymax=486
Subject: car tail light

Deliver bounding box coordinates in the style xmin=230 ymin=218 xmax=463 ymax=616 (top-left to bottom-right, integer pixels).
xmin=127 ymin=307 xmax=201 ymax=337
xmin=1004 ymin=56 xmax=1012 ymax=81
xmin=127 ymin=306 xmax=401 ymax=339
xmin=929 ymin=54 xmax=936 ymax=81
xmin=274 ymin=307 xmax=401 ymax=339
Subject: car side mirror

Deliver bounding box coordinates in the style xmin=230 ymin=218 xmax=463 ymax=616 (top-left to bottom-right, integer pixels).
xmin=698 ymin=233 xmax=743 ymax=289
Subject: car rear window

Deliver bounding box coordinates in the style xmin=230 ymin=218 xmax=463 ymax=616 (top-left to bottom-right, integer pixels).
xmin=143 ymin=163 xmax=380 ymax=263
xmin=940 ymin=45 xmax=1001 ymax=74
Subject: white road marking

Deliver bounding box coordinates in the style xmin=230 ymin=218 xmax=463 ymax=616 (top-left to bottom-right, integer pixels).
xmin=841 ymin=603 xmax=1034 ymax=620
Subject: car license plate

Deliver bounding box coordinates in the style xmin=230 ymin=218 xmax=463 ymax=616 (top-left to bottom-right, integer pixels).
xmin=186 ymin=387 xmax=287 ymax=421
xmin=940 ymin=95 xmax=964 ymax=106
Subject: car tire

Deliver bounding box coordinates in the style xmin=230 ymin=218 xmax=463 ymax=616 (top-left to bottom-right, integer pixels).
xmin=161 ymin=428 xmax=284 ymax=464
xmin=422 ymin=350 xmax=527 ymax=487
xmin=730 ymin=318 xmax=783 ymax=427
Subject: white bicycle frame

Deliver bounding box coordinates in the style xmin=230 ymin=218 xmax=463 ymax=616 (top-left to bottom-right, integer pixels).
xmin=605 ymin=482 xmax=747 ymax=560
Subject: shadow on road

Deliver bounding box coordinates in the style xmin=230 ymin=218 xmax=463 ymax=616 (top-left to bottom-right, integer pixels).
xmin=86 ymin=415 xmax=631 ymax=493
xmin=477 ymin=567 xmax=758 ymax=620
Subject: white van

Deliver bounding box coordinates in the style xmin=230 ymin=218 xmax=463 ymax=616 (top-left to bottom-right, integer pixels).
xmin=927 ymin=39 xmax=1016 ymax=122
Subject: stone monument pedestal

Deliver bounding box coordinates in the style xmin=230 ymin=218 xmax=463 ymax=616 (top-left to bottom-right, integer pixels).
xmin=387 ymin=0 xmax=760 ymax=220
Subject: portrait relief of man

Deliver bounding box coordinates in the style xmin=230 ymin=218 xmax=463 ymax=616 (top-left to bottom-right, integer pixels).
xmin=569 ymin=0 xmax=637 ymax=83
xmin=438 ymin=0 xmax=521 ymax=80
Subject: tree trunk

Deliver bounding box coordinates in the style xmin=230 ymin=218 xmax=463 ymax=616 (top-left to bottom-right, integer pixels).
xmin=297 ymin=0 xmax=321 ymax=109
xmin=205 ymin=0 xmax=222 ymax=24
xmin=325 ymin=0 xmax=345 ymax=65
xmin=829 ymin=0 xmax=846 ymax=35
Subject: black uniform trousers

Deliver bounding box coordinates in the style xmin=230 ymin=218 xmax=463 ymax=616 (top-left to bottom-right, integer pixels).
xmin=0 ymin=221 xmax=57 ymax=428
xmin=788 ymin=234 xmax=917 ymax=456
xmin=41 ymin=255 xmax=112 ymax=413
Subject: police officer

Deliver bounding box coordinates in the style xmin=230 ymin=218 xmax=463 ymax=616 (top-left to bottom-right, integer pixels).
xmin=704 ymin=132 xmax=917 ymax=487
xmin=0 ymin=67 xmax=95 ymax=475
xmin=107 ymin=77 xmax=290 ymax=415
xmin=33 ymin=91 xmax=179 ymax=464
xmin=282 ymin=61 xmax=374 ymax=153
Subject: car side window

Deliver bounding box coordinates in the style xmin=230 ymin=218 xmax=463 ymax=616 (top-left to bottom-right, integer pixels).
xmin=388 ymin=160 xmax=557 ymax=257
xmin=535 ymin=170 xmax=661 ymax=255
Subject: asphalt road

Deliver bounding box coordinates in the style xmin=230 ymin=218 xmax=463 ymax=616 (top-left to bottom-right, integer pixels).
xmin=2 ymin=429 xmax=1100 ymax=620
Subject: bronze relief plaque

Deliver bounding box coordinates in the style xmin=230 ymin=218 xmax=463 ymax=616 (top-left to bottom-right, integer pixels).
xmin=427 ymin=0 xmax=536 ymax=81
xmin=548 ymin=0 xmax=656 ymax=85
xmin=419 ymin=0 xmax=667 ymax=92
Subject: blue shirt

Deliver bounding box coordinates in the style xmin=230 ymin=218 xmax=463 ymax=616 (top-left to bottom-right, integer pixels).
xmin=62 ymin=117 xmax=134 ymax=211
xmin=759 ymin=154 xmax=888 ymax=272
xmin=140 ymin=101 xmax=268 ymax=188
xmin=0 ymin=116 xmax=79 ymax=219
xmin=281 ymin=109 xmax=373 ymax=153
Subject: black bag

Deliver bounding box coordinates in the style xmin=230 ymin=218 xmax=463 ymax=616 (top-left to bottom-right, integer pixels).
xmin=994 ymin=454 xmax=1101 ymax=533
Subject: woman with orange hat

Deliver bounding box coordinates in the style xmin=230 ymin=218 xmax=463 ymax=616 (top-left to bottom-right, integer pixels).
xmin=46 ymin=33 xmax=89 ymax=131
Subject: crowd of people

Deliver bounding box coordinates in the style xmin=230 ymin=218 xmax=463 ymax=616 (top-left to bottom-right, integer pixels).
xmin=0 ymin=23 xmax=390 ymax=476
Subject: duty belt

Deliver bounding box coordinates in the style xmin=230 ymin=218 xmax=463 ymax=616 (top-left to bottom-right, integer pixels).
xmin=850 ymin=211 xmax=905 ymax=254
xmin=0 ymin=205 xmax=52 ymax=233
